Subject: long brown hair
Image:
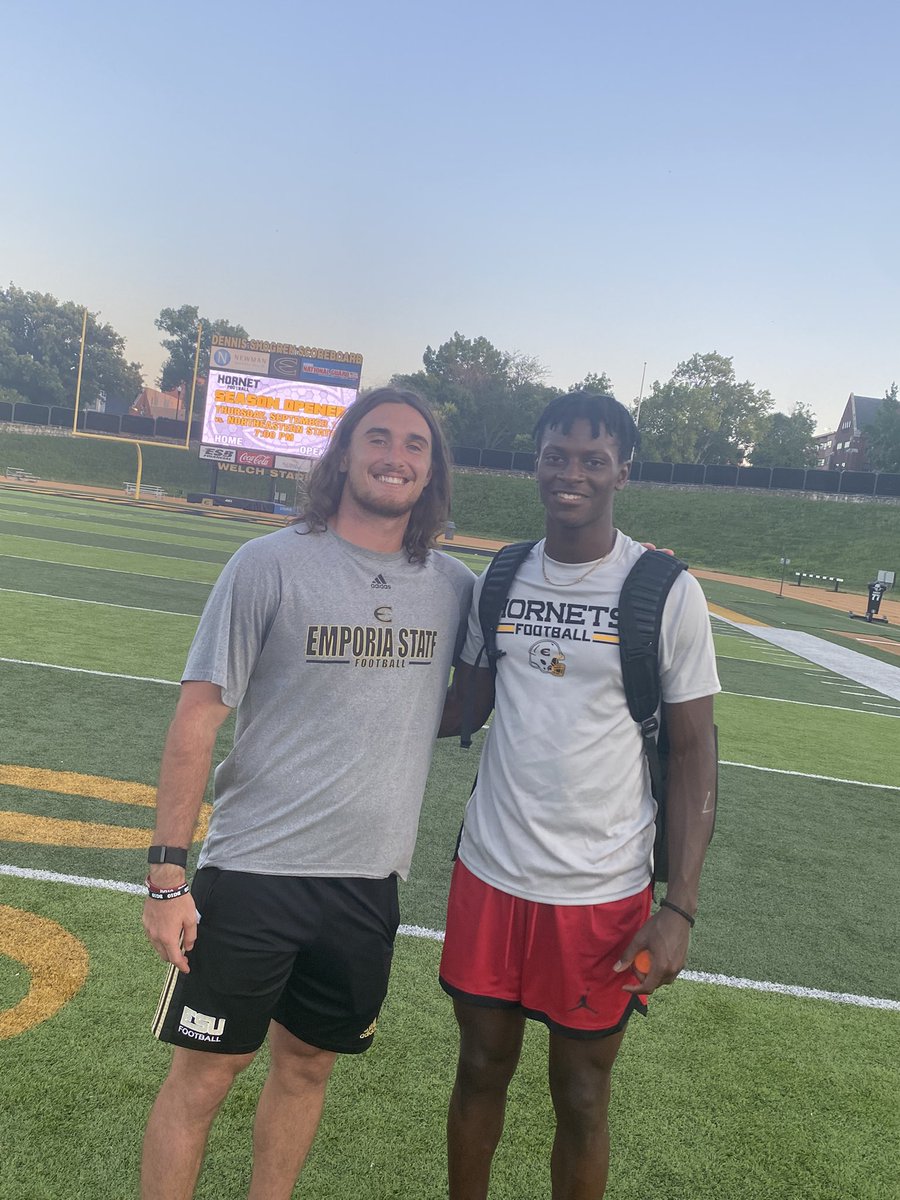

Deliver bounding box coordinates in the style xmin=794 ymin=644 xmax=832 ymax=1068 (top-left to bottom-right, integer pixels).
xmin=297 ymin=386 xmax=453 ymax=563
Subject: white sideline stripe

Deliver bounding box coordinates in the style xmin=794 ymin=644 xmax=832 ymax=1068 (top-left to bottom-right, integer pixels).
xmin=0 ymin=657 xmax=179 ymax=686
xmin=680 ymin=971 xmax=900 ymax=1011
xmin=0 ymin=553 xmax=214 ymax=585
xmin=1 ymin=864 xmax=145 ymax=895
xmin=716 ymin=654 xmax=825 ymax=672
xmin=1 ymin=659 xmax=897 ymax=788
xmin=8 ymin=656 xmax=894 ymax=718
xmin=0 ymin=587 xmax=198 ymax=618
xmin=399 ymin=923 xmax=445 ymax=942
xmin=3 ymin=864 xmax=898 ymax=1012
xmin=0 ymin=531 xmax=224 ymax=569
xmin=720 ymin=760 xmax=900 ymax=791
xmin=720 ymin=690 xmax=899 ymax=717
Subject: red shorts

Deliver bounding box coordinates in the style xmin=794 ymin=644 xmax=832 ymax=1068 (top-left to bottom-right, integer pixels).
xmin=439 ymin=860 xmax=652 ymax=1038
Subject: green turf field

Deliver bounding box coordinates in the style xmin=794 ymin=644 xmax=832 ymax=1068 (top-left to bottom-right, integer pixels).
xmin=1 ymin=490 xmax=898 ymax=1199
xmin=4 ymin=424 xmax=900 ymax=591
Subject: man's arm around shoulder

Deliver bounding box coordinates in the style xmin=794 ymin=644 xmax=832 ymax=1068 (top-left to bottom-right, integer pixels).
xmin=619 ymin=694 xmax=717 ymax=994
xmin=437 ymin=661 xmax=495 ymax=739
xmin=142 ymin=681 xmax=231 ymax=974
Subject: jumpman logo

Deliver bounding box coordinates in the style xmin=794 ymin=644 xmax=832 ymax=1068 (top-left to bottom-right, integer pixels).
xmin=567 ymin=994 xmax=599 ymax=1014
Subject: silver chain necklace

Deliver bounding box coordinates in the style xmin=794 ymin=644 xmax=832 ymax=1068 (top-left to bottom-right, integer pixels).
xmin=541 ymin=539 xmax=615 ymax=587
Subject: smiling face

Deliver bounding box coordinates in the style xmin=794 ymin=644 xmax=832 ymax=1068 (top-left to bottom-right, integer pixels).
xmin=339 ymin=401 xmax=434 ymax=520
xmin=536 ymin=418 xmax=630 ymax=539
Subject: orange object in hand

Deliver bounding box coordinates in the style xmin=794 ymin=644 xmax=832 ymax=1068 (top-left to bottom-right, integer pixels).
xmin=633 ymin=949 xmax=651 ymax=974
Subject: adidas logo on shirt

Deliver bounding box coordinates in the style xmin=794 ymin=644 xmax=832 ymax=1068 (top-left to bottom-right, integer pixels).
xmin=370 ymin=574 xmax=390 ymax=590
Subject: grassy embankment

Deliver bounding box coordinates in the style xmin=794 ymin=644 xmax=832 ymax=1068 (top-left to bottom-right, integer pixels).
xmin=449 ymin=474 xmax=900 ymax=594
xmin=0 ymin=429 xmax=275 ymax=502
xmin=2 ymin=426 xmax=898 ymax=592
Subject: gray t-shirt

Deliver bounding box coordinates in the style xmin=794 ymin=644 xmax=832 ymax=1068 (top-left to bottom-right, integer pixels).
xmin=184 ymin=524 xmax=474 ymax=880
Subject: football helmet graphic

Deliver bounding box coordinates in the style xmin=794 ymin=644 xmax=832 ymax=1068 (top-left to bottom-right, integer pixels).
xmin=529 ymin=639 xmax=566 ymax=677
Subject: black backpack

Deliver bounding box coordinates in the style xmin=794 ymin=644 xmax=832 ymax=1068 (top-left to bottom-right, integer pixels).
xmin=460 ymin=541 xmax=715 ymax=882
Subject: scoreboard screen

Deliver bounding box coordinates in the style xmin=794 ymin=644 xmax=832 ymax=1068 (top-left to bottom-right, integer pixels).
xmin=199 ymin=337 xmax=363 ymax=469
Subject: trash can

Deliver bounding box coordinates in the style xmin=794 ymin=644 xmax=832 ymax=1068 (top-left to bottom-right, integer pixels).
xmin=444 ymin=521 xmax=456 ymax=541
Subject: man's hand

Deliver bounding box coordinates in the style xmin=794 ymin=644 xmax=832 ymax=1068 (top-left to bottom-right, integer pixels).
xmin=438 ymin=660 xmax=494 ymax=739
xmin=142 ymin=892 xmax=197 ymax=974
xmin=613 ymin=906 xmax=692 ymax=994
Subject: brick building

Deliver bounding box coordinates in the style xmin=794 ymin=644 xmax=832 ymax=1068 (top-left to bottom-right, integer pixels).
xmin=817 ymin=393 xmax=885 ymax=471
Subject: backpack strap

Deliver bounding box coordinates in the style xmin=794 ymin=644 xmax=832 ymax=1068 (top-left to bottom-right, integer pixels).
xmin=460 ymin=540 xmax=537 ymax=748
xmin=617 ymin=551 xmax=688 ymax=802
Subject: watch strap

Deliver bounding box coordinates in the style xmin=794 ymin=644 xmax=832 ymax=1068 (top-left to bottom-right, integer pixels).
xmin=147 ymin=844 xmax=188 ymax=867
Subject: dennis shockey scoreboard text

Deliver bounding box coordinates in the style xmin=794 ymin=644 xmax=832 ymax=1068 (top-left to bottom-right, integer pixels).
xmin=199 ymin=335 xmax=363 ymax=470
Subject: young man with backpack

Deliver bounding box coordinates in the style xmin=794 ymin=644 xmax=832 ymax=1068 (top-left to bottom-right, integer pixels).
xmin=438 ymin=392 xmax=720 ymax=1200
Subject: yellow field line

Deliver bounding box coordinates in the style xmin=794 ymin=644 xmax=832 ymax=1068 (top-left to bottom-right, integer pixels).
xmin=708 ymin=603 xmax=768 ymax=627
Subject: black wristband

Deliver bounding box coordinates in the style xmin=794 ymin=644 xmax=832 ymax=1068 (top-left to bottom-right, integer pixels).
xmin=145 ymin=876 xmax=191 ymax=901
xmin=147 ymin=845 xmax=188 ymax=867
xmin=660 ymin=898 xmax=696 ymax=927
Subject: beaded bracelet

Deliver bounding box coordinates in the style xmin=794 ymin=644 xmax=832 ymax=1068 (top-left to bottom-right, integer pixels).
xmin=145 ymin=875 xmax=191 ymax=901
xmin=659 ymin=898 xmax=696 ymax=927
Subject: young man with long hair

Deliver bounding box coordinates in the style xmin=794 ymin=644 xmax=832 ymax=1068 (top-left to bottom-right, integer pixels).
xmin=439 ymin=392 xmax=720 ymax=1199
xmin=140 ymin=387 xmax=474 ymax=1200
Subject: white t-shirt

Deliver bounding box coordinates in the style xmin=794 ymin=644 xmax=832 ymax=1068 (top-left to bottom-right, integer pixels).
xmin=458 ymin=533 xmax=721 ymax=904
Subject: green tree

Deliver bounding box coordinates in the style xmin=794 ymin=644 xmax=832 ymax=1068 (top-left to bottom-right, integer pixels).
xmin=568 ymin=371 xmax=614 ymax=396
xmin=156 ymin=305 xmax=249 ymax=392
xmin=393 ymin=332 xmax=553 ymax=449
xmin=749 ymin=403 xmax=817 ymax=468
xmin=866 ymin=382 xmax=900 ymax=472
xmin=635 ymin=352 xmax=773 ymax=464
xmin=0 ymin=285 xmax=143 ymax=409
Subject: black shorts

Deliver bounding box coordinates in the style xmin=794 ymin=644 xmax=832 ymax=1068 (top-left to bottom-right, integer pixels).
xmin=151 ymin=868 xmax=400 ymax=1055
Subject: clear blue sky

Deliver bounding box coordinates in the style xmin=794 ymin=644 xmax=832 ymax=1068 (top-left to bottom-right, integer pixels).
xmin=2 ymin=0 xmax=897 ymax=432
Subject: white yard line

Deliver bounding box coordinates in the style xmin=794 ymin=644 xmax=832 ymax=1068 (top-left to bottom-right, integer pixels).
xmin=720 ymin=690 xmax=900 ymax=717
xmin=719 ymin=760 xmax=899 ymax=791
xmin=0 ymin=532 xmax=221 ymax=567
xmin=0 ymin=657 xmax=179 ymax=685
xmin=0 ymin=586 xmax=198 ymax=618
xmin=2 ymin=864 xmax=897 ymax=1012
xmin=716 ymin=654 xmax=824 ymax=672
xmin=0 ymin=552 xmax=212 ymax=585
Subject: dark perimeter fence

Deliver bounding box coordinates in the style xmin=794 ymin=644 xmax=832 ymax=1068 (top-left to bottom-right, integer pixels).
xmin=450 ymin=442 xmax=900 ymax=498
xmin=2 ymin=401 xmax=899 ymax=498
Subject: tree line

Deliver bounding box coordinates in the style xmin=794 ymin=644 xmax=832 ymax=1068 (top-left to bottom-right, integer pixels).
xmin=2 ymin=284 xmax=898 ymax=470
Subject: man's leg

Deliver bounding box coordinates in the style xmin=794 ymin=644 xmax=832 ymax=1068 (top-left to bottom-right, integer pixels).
xmin=247 ymin=1020 xmax=338 ymax=1200
xmin=447 ymin=1000 xmax=526 ymax=1200
xmin=547 ymin=1028 xmax=626 ymax=1200
xmin=141 ymin=1046 xmax=257 ymax=1200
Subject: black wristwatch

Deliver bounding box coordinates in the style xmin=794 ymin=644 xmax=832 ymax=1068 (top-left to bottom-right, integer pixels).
xmin=147 ymin=845 xmax=189 ymax=868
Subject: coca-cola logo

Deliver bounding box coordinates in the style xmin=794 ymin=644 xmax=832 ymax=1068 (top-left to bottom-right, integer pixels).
xmin=236 ymin=451 xmax=274 ymax=467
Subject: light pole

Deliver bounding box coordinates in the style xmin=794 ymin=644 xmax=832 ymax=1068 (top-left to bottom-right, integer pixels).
xmin=635 ymin=361 xmax=647 ymax=427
